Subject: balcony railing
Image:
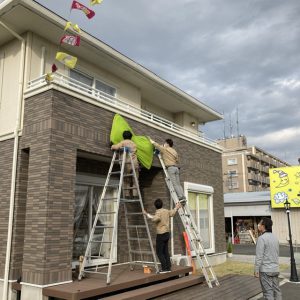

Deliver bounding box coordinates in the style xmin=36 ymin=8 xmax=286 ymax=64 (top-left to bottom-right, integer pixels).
xmin=26 ymin=73 xmax=220 ymax=149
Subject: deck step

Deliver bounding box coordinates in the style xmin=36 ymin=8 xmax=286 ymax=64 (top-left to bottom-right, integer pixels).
xmin=101 ymin=275 xmax=204 ymax=300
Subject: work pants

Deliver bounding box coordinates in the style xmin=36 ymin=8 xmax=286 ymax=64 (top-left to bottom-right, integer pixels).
xmin=156 ymin=232 xmax=171 ymax=271
xmin=259 ymin=272 xmax=282 ymax=300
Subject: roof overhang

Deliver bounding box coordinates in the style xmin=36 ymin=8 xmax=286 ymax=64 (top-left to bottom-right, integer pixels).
xmin=0 ymin=0 xmax=223 ymax=123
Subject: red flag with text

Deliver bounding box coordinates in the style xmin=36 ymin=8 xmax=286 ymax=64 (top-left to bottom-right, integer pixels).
xmin=60 ymin=35 xmax=81 ymax=46
xmin=71 ymin=1 xmax=95 ymax=19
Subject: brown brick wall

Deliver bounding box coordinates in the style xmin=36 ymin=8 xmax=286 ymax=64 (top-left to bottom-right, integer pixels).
xmin=11 ymin=89 xmax=225 ymax=285
xmin=0 ymin=139 xmax=14 ymax=278
xmin=10 ymin=149 xmax=30 ymax=279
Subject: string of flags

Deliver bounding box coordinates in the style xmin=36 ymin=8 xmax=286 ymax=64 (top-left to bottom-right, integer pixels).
xmin=46 ymin=0 xmax=103 ymax=82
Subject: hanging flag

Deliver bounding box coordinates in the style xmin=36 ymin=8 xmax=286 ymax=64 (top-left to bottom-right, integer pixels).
xmin=60 ymin=35 xmax=81 ymax=46
xmin=51 ymin=64 xmax=58 ymax=73
xmin=71 ymin=1 xmax=95 ymax=19
xmin=64 ymin=22 xmax=81 ymax=33
xmin=90 ymin=0 xmax=103 ymax=5
xmin=45 ymin=73 xmax=54 ymax=83
xmin=56 ymin=52 xmax=78 ymax=69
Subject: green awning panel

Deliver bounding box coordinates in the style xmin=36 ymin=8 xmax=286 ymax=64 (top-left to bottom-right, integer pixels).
xmin=110 ymin=114 xmax=134 ymax=144
xmin=110 ymin=114 xmax=154 ymax=169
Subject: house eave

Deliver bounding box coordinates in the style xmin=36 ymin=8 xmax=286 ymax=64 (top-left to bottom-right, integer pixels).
xmin=0 ymin=0 xmax=222 ymax=123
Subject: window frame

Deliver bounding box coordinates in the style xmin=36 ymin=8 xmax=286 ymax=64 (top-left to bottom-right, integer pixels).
xmin=69 ymin=68 xmax=117 ymax=98
xmin=228 ymin=169 xmax=238 ymax=177
xmin=227 ymin=158 xmax=237 ymax=165
xmin=183 ymin=182 xmax=215 ymax=254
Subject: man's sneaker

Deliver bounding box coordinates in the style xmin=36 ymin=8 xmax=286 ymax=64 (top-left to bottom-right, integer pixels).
xmin=159 ymin=269 xmax=171 ymax=274
xmin=179 ymin=198 xmax=186 ymax=206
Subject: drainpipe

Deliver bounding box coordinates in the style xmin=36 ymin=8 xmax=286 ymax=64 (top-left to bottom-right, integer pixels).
xmin=40 ymin=46 xmax=46 ymax=76
xmin=0 ymin=21 xmax=26 ymax=300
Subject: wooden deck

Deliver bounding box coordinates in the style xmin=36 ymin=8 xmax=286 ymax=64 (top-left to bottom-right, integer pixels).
xmin=153 ymin=274 xmax=262 ymax=300
xmin=42 ymin=264 xmax=197 ymax=300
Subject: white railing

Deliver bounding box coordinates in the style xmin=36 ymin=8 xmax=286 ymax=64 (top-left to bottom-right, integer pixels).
xmin=26 ymin=73 xmax=220 ymax=148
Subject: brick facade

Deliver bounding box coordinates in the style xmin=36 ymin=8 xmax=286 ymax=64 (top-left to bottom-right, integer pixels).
xmin=0 ymin=139 xmax=14 ymax=278
xmin=5 ymin=89 xmax=225 ymax=285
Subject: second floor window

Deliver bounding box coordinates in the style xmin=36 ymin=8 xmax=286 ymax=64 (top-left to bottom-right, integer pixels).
xmin=70 ymin=69 xmax=116 ymax=97
xmin=227 ymin=158 xmax=237 ymax=165
xmin=70 ymin=69 xmax=93 ymax=94
xmin=96 ymin=80 xmax=116 ymax=97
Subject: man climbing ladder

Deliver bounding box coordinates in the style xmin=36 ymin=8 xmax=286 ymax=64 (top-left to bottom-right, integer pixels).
xmin=150 ymin=138 xmax=186 ymax=204
xmin=153 ymin=148 xmax=220 ymax=288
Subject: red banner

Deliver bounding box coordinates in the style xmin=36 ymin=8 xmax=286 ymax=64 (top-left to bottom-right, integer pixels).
xmin=71 ymin=1 xmax=95 ymax=19
xmin=60 ymin=35 xmax=81 ymax=46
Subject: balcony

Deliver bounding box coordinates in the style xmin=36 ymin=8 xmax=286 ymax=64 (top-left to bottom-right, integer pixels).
xmin=26 ymin=73 xmax=221 ymax=150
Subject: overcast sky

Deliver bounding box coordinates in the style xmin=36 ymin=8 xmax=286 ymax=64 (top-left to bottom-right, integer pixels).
xmin=24 ymin=1 xmax=300 ymax=164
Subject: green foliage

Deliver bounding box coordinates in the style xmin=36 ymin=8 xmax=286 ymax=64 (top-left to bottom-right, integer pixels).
xmin=227 ymin=241 xmax=233 ymax=253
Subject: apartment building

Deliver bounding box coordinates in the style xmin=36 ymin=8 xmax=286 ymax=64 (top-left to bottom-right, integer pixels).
xmin=218 ymin=136 xmax=290 ymax=193
xmin=0 ymin=1 xmax=225 ymax=299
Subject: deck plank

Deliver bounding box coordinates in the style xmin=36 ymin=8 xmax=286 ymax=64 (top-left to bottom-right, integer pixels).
xmin=43 ymin=264 xmax=193 ymax=300
xmin=102 ymin=275 xmax=204 ymax=300
xmin=153 ymin=274 xmax=262 ymax=300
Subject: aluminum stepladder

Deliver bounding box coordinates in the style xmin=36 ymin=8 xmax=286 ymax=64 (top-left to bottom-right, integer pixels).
xmin=78 ymin=148 xmax=159 ymax=284
xmin=156 ymin=152 xmax=219 ymax=288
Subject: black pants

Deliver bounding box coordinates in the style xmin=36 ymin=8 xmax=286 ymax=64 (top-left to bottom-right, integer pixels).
xmin=156 ymin=232 xmax=171 ymax=271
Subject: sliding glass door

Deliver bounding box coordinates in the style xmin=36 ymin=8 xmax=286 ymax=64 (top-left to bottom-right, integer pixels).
xmin=73 ymin=183 xmax=117 ymax=267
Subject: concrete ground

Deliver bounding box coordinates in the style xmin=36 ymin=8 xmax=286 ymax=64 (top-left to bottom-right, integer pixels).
xmin=230 ymin=244 xmax=300 ymax=299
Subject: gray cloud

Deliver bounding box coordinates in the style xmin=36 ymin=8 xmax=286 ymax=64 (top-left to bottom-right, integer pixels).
xmin=33 ymin=0 xmax=300 ymax=164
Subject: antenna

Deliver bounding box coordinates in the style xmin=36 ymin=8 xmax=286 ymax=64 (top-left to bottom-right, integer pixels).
xmin=229 ymin=113 xmax=233 ymax=138
xmin=236 ymin=105 xmax=240 ymax=137
xmin=223 ymin=110 xmax=226 ymax=139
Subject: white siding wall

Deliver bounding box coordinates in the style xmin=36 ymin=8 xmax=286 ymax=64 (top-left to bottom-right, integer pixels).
xmin=0 ymin=32 xmax=145 ymax=139
xmin=29 ymin=33 xmax=142 ymax=108
xmin=0 ymin=39 xmax=22 ymax=137
xmin=272 ymin=209 xmax=300 ymax=245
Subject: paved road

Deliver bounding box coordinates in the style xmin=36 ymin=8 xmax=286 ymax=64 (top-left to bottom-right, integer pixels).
xmin=233 ymin=244 xmax=300 ymax=257
xmin=232 ymin=244 xmax=300 ymax=300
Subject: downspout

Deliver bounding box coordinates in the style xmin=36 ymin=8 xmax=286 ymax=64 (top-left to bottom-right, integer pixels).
xmin=0 ymin=21 xmax=26 ymax=300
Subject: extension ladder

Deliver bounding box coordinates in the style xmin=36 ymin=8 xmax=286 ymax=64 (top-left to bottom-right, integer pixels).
xmin=156 ymin=152 xmax=220 ymax=288
xmin=78 ymin=148 xmax=159 ymax=284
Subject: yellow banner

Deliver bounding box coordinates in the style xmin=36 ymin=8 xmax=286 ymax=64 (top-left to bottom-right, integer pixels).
xmin=269 ymin=166 xmax=300 ymax=208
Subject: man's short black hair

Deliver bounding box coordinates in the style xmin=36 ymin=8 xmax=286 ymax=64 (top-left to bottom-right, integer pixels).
xmin=123 ymin=131 xmax=133 ymax=140
xmin=154 ymin=198 xmax=163 ymax=209
xmin=260 ymin=217 xmax=273 ymax=232
xmin=165 ymin=139 xmax=173 ymax=147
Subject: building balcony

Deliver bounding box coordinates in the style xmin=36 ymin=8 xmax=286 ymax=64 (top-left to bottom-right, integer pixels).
xmin=247 ymin=161 xmax=259 ymax=170
xmin=26 ymin=73 xmax=221 ymax=151
xmin=248 ymin=173 xmax=260 ymax=181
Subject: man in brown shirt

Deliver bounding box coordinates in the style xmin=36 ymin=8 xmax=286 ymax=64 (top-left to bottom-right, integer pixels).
xmin=111 ymin=131 xmax=139 ymax=197
xmin=144 ymin=198 xmax=181 ymax=273
xmin=150 ymin=138 xmax=186 ymax=203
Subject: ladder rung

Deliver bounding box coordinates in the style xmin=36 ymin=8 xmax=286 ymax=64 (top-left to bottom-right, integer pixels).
xmin=98 ymin=212 xmax=116 ymax=215
xmin=127 ymin=225 xmax=146 ymax=228
xmin=102 ymin=197 xmax=118 ymax=201
xmin=123 ymin=187 xmax=138 ymax=190
xmin=130 ymin=250 xmax=153 ymax=255
xmin=110 ymin=171 xmax=121 ymax=175
xmin=128 ymin=238 xmax=149 ymax=241
xmin=90 ymin=240 xmax=112 ymax=243
xmin=84 ymin=270 xmax=108 ymax=275
xmin=95 ymin=225 xmax=114 ymax=229
xmin=120 ymin=199 xmax=140 ymax=203
xmin=106 ymin=184 xmax=120 ymax=187
xmin=114 ymin=159 xmax=131 ymax=164
xmin=125 ymin=212 xmax=143 ymax=215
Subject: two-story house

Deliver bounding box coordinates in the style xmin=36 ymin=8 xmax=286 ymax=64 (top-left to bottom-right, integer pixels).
xmin=0 ymin=0 xmax=225 ymax=299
